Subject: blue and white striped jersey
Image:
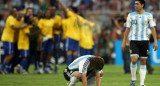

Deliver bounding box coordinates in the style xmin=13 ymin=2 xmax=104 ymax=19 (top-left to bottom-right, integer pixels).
xmin=126 ymin=11 xmax=156 ymax=41
xmin=68 ymin=55 xmax=100 ymax=74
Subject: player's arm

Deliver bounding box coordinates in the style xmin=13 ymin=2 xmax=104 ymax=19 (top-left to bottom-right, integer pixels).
xmin=57 ymin=0 xmax=68 ymax=13
xmin=121 ymin=14 xmax=131 ymax=51
xmin=81 ymin=73 xmax=87 ymax=86
xmin=121 ymin=28 xmax=130 ymax=51
xmin=96 ymin=72 xmax=101 ymax=86
xmin=79 ymin=59 xmax=90 ymax=86
xmin=151 ymin=27 xmax=158 ymax=51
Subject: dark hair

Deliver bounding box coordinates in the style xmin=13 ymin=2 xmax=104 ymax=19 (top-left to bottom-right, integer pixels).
xmin=135 ymin=0 xmax=145 ymax=9
xmin=90 ymin=56 xmax=104 ymax=70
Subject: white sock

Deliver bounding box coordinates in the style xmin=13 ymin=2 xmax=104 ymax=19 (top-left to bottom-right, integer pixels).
xmin=87 ymin=77 xmax=96 ymax=86
xmin=130 ymin=63 xmax=137 ymax=81
xmin=69 ymin=76 xmax=79 ymax=86
xmin=140 ymin=65 xmax=146 ymax=86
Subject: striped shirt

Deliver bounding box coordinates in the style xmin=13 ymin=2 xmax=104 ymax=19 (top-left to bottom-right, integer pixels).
xmin=68 ymin=55 xmax=100 ymax=74
xmin=126 ymin=11 xmax=156 ymax=41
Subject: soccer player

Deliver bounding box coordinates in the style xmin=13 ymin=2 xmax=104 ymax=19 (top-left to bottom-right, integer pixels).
xmin=18 ymin=11 xmax=32 ymax=74
xmin=57 ymin=0 xmax=85 ymax=65
xmin=79 ymin=20 xmax=95 ymax=56
xmin=63 ymin=55 xmax=104 ymax=86
xmin=0 ymin=8 xmax=25 ymax=74
xmin=121 ymin=0 xmax=158 ymax=86
xmin=38 ymin=10 xmax=55 ymax=73
xmin=48 ymin=6 xmax=62 ymax=73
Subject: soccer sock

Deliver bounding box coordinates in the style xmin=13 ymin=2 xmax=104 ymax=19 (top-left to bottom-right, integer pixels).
xmin=69 ymin=76 xmax=79 ymax=86
xmin=73 ymin=55 xmax=78 ymax=60
xmin=130 ymin=63 xmax=137 ymax=81
xmin=140 ymin=65 xmax=147 ymax=85
xmin=1 ymin=62 xmax=7 ymax=71
xmin=39 ymin=60 xmax=43 ymax=69
xmin=20 ymin=59 xmax=28 ymax=71
xmin=67 ymin=55 xmax=72 ymax=66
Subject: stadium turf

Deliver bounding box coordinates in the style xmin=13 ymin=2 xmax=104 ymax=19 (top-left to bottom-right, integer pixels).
xmin=0 ymin=65 xmax=160 ymax=86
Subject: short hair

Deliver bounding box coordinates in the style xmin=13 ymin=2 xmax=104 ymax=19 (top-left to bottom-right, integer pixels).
xmin=135 ymin=0 xmax=145 ymax=9
xmin=90 ymin=56 xmax=104 ymax=70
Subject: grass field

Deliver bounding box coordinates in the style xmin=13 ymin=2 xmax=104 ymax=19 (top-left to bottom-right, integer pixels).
xmin=0 ymin=65 xmax=160 ymax=86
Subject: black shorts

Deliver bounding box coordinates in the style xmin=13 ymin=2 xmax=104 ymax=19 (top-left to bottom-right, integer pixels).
xmin=130 ymin=41 xmax=149 ymax=57
xmin=63 ymin=67 xmax=95 ymax=81
xmin=63 ymin=67 xmax=78 ymax=81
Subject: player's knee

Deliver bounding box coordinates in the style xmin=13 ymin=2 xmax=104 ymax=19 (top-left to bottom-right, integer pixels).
xmin=67 ymin=51 xmax=72 ymax=55
xmin=73 ymin=72 xmax=82 ymax=79
xmin=100 ymin=70 xmax=103 ymax=77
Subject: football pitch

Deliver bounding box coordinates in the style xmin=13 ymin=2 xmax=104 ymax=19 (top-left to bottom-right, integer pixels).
xmin=0 ymin=65 xmax=160 ymax=86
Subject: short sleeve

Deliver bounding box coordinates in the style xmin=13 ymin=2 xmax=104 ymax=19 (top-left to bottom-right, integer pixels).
xmin=79 ymin=59 xmax=90 ymax=74
xmin=8 ymin=16 xmax=16 ymax=26
xmin=149 ymin=14 xmax=156 ymax=28
xmin=38 ymin=19 xmax=43 ymax=30
xmin=67 ymin=11 xmax=74 ymax=18
xmin=126 ymin=14 xmax=131 ymax=28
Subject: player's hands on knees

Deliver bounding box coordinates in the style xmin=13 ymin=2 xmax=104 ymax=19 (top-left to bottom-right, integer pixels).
xmin=153 ymin=42 xmax=158 ymax=51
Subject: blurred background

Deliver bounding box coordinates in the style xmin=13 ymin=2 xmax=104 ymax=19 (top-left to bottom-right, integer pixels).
xmin=0 ymin=0 xmax=160 ymax=74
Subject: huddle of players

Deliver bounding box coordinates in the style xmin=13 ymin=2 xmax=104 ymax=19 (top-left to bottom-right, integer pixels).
xmin=0 ymin=1 xmax=95 ymax=74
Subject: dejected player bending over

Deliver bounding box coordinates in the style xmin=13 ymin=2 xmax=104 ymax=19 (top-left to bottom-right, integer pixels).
xmin=121 ymin=0 xmax=158 ymax=86
xmin=63 ymin=55 xmax=104 ymax=86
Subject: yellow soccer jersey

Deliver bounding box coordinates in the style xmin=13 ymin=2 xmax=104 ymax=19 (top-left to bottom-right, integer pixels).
xmin=79 ymin=23 xmax=94 ymax=49
xmin=38 ymin=18 xmax=55 ymax=40
xmin=18 ymin=25 xmax=31 ymax=50
xmin=65 ymin=11 xmax=85 ymax=41
xmin=1 ymin=15 xmax=21 ymax=43
xmin=53 ymin=15 xmax=62 ymax=35
xmin=62 ymin=18 xmax=69 ymax=40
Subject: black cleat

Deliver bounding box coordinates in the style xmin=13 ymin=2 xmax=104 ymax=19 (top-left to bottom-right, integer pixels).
xmin=130 ymin=80 xmax=136 ymax=86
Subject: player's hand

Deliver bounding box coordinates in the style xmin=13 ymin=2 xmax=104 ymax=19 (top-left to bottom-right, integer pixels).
xmin=153 ymin=42 xmax=158 ymax=51
xmin=121 ymin=42 xmax=126 ymax=51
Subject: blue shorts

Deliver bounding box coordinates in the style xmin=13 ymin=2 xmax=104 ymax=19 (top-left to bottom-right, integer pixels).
xmin=53 ymin=34 xmax=61 ymax=50
xmin=79 ymin=47 xmax=92 ymax=56
xmin=3 ymin=42 xmax=17 ymax=55
xmin=40 ymin=39 xmax=54 ymax=52
xmin=63 ymin=39 xmax=66 ymax=51
xmin=19 ymin=50 xmax=30 ymax=57
xmin=66 ymin=37 xmax=79 ymax=51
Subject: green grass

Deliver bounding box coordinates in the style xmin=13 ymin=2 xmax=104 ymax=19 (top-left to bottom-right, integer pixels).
xmin=0 ymin=65 xmax=160 ymax=86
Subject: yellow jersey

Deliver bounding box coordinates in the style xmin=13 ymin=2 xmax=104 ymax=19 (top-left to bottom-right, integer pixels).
xmin=79 ymin=22 xmax=94 ymax=49
xmin=1 ymin=15 xmax=21 ymax=43
xmin=53 ymin=15 xmax=62 ymax=35
xmin=18 ymin=25 xmax=31 ymax=50
xmin=62 ymin=18 xmax=69 ymax=40
xmin=65 ymin=11 xmax=85 ymax=41
xmin=38 ymin=18 xmax=55 ymax=40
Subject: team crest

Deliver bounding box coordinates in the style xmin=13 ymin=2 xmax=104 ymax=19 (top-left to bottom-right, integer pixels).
xmin=132 ymin=19 xmax=137 ymax=25
xmin=145 ymin=20 xmax=148 ymax=25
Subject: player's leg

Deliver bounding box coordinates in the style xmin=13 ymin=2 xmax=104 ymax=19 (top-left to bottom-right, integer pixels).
xmin=139 ymin=41 xmax=149 ymax=86
xmin=69 ymin=72 xmax=81 ymax=86
xmin=66 ymin=37 xmax=73 ymax=65
xmin=130 ymin=41 xmax=139 ymax=86
xmin=72 ymin=39 xmax=79 ymax=60
xmin=39 ymin=41 xmax=47 ymax=74
xmin=19 ymin=50 xmax=29 ymax=74
xmin=45 ymin=39 xmax=54 ymax=73
xmin=0 ymin=42 xmax=14 ymax=74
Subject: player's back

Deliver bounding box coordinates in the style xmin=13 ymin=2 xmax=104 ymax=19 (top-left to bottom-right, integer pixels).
xmin=68 ymin=55 xmax=94 ymax=70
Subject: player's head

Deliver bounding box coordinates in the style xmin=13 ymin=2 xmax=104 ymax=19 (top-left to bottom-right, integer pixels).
xmin=17 ymin=11 xmax=24 ymax=21
xmin=26 ymin=8 xmax=34 ymax=16
xmin=90 ymin=56 xmax=104 ymax=71
xmin=48 ymin=6 xmax=56 ymax=17
xmin=135 ymin=0 xmax=145 ymax=11
xmin=70 ymin=6 xmax=78 ymax=14
xmin=10 ymin=8 xmax=17 ymax=17
xmin=44 ymin=10 xmax=51 ymax=19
